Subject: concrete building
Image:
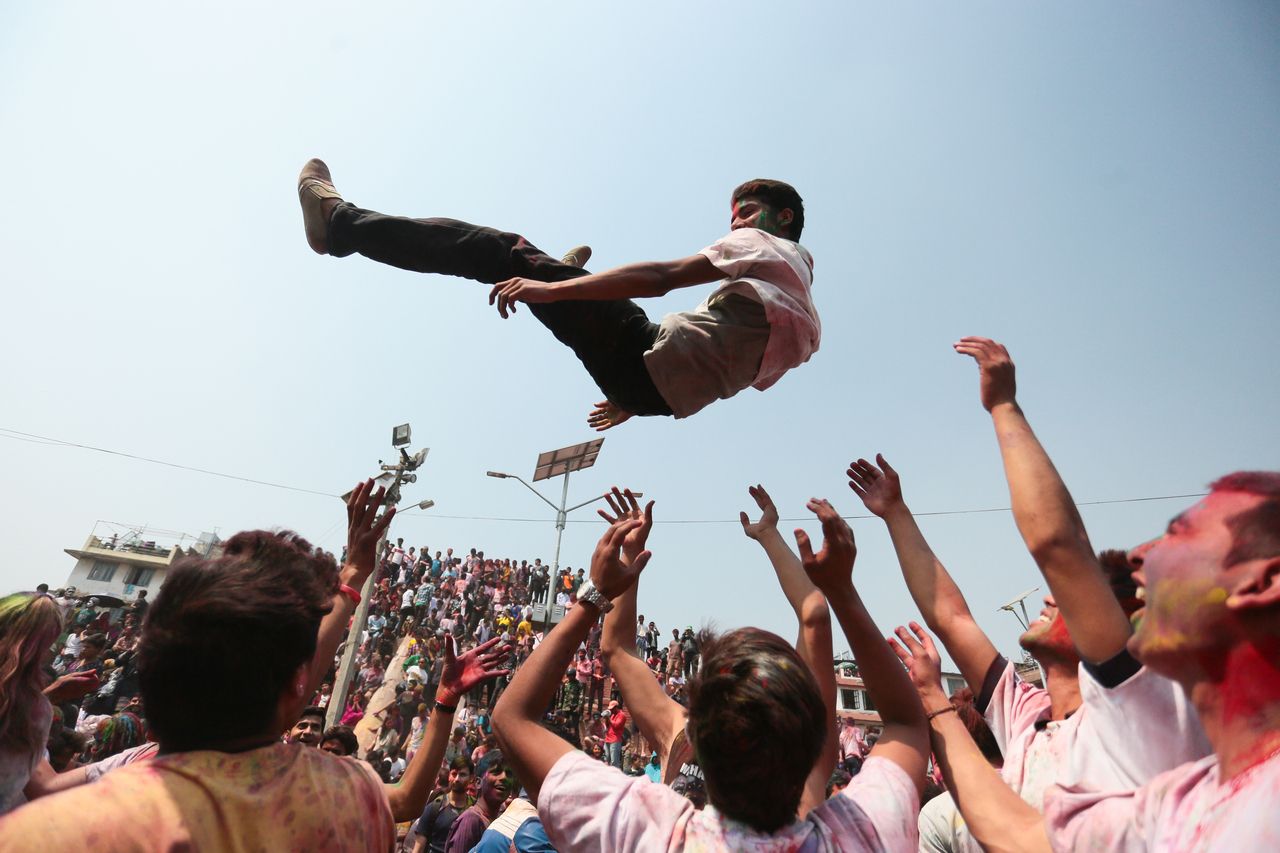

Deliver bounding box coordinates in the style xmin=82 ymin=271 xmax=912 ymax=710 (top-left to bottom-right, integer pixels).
xmin=833 ymin=655 xmax=1042 ymax=734
xmin=63 ymin=524 xmax=221 ymax=602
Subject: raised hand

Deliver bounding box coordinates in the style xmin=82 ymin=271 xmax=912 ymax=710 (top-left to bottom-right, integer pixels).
xmin=489 ymin=277 xmax=558 ymax=319
xmin=738 ymin=484 xmax=780 ymax=541
xmin=887 ymin=622 xmax=948 ymax=707
xmin=437 ymin=634 xmax=512 ymax=707
xmin=954 ymin=336 xmax=1017 ymax=412
xmin=847 ymin=455 xmax=904 ymax=518
xmin=345 ymin=479 xmax=395 ymax=582
xmin=596 ymin=487 xmax=654 ymax=566
xmin=43 ymin=671 xmax=100 ymax=703
xmin=794 ymin=498 xmax=857 ymax=594
xmin=587 ymin=400 xmax=633 ymax=432
xmin=590 ymin=516 xmax=652 ymax=600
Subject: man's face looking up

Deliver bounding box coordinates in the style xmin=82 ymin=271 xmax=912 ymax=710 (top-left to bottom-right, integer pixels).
xmin=732 ymin=197 xmax=791 ymax=238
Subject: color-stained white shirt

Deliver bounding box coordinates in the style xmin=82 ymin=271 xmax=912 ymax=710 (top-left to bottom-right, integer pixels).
xmin=1045 ymin=752 xmax=1280 ymax=852
xmin=984 ymin=661 xmax=1210 ymax=811
xmin=538 ymin=751 xmax=918 ymax=852
xmin=645 ymin=228 xmax=819 ymax=418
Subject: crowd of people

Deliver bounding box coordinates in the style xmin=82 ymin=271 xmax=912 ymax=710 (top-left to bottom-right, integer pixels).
xmin=0 ymin=328 xmax=1277 ymax=853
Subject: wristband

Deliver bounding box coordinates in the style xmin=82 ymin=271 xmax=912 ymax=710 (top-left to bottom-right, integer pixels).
xmin=926 ymin=705 xmax=957 ymax=720
xmin=434 ymin=700 xmax=458 ymax=714
xmin=338 ymin=583 xmax=361 ymax=605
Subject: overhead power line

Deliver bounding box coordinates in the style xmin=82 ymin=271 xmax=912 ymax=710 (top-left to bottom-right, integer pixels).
xmin=0 ymin=427 xmax=335 ymax=498
xmin=0 ymin=426 xmax=1208 ymax=525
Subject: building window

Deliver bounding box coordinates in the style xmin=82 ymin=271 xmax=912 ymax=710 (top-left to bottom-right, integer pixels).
xmin=123 ymin=566 xmax=155 ymax=587
xmin=860 ymin=689 xmax=876 ymax=711
xmin=945 ymin=677 xmax=967 ymax=696
xmin=87 ymin=561 xmax=117 ymax=582
xmin=839 ymin=688 xmax=860 ymax=711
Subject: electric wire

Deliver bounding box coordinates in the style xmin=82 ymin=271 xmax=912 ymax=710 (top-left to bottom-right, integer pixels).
xmin=0 ymin=426 xmax=1208 ymax=525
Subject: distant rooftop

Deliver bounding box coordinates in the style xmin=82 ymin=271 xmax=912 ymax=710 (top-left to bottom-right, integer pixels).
xmin=72 ymin=521 xmax=221 ymax=563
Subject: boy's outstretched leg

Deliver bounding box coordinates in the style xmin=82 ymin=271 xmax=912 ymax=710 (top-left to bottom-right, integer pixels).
xmin=298 ymin=158 xmax=585 ymax=285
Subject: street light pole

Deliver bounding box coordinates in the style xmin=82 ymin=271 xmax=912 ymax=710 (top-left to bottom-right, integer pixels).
xmin=326 ymin=425 xmax=431 ymax=730
xmin=486 ymin=467 xmax=639 ymax=637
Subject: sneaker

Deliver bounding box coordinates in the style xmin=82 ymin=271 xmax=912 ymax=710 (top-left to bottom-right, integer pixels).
xmin=561 ymin=245 xmax=592 ymax=268
xmin=298 ymin=158 xmax=344 ymax=255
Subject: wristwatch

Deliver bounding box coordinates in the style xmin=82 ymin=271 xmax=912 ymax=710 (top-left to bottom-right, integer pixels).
xmin=576 ymin=579 xmax=614 ymax=613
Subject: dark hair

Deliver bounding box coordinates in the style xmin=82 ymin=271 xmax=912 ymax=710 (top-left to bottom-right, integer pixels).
xmin=731 ymin=179 xmax=805 ymax=240
xmin=950 ymin=688 xmax=1002 ymax=766
xmin=826 ymin=769 xmax=851 ymax=798
xmin=448 ymin=754 xmax=474 ymax=773
xmin=1210 ymin=472 xmax=1280 ymax=568
xmin=298 ymin=705 xmax=326 ymax=724
xmin=686 ymin=627 xmax=826 ymax=832
xmin=321 ymin=725 xmax=358 ymax=756
xmin=1097 ymin=549 xmax=1142 ymax=617
xmin=137 ymin=530 xmax=337 ymax=751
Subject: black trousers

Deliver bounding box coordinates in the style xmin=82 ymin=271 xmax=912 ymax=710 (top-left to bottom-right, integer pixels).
xmin=328 ymin=203 xmax=673 ymax=416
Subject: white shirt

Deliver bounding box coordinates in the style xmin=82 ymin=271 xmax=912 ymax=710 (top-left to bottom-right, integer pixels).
xmin=983 ymin=658 xmax=1209 ymax=807
xmin=645 ymin=228 xmax=819 ymax=418
xmin=540 ymin=751 xmax=917 ymax=852
xmin=1046 ymin=752 xmax=1280 ymax=852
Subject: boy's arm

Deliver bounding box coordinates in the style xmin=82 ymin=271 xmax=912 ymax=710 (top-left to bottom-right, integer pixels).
xmin=890 ymin=623 xmax=1050 ymax=853
xmin=848 ymin=456 xmax=1001 ymax=693
xmin=597 ymin=490 xmax=686 ymax=757
xmin=955 ymin=337 xmax=1132 ymax=664
xmin=385 ymin=636 xmax=511 ymax=821
xmin=796 ymin=499 xmax=929 ymax=791
xmin=739 ymin=485 xmax=838 ymax=815
xmin=492 ymin=517 xmax=651 ymax=803
xmin=489 ymin=255 xmax=726 ymax=317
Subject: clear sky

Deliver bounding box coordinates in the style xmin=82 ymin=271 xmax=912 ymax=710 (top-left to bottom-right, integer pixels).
xmin=2 ymin=2 xmax=1277 ymax=667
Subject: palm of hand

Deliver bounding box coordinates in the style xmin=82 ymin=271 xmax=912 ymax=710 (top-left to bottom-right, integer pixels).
xmin=860 ymin=478 xmax=899 ymax=515
xmin=445 ymin=653 xmax=487 ymax=694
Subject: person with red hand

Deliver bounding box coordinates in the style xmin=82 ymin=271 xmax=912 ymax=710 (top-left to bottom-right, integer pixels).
xmin=387 ymin=633 xmax=511 ymax=824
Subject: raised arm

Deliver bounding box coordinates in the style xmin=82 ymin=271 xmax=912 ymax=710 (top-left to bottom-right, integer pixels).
xmin=489 ymin=255 xmax=726 ymax=317
xmin=955 ymin=337 xmax=1131 ymax=664
xmin=492 ymin=517 xmax=650 ymax=803
xmin=890 ymin=623 xmax=1050 ymax=853
xmin=309 ymin=479 xmax=395 ymax=698
xmin=385 ymin=635 xmax=510 ymax=821
xmin=795 ymin=499 xmax=928 ymax=791
xmin=740 ymin=485 xmax=837 ymax=815
xmin=848 ymin=456 xmax=1000 ymax=692
xmin=597 ymin=490 xmax=687 ymax=759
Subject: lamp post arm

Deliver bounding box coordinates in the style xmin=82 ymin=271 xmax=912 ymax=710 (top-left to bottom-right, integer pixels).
xmin=563 ymin=490 xmax=644 ymax=515
xmin=508 ymin=476 xmax=561 ymax=514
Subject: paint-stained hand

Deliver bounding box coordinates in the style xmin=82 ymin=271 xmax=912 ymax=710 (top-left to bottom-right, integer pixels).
xmin=437 ymin=635 xmax=512 ymax=707
xmin=795 ymin=498 xmax=857 ymax=594
xmin=489 ymin=277 xmax=560 ymax=318
xmin=954 ymin=336 xmax=1017 ymax=412
xmin=43 ymin=671 xmax=100 ymax=703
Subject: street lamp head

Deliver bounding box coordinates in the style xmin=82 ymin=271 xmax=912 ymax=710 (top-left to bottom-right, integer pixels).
xmin=486 ymin=471 xmax=511 ymax=479
xmin=417 ymin=499 xmax=435 ymax=510
xmin=392 ymin=423 xmax=412 ymax=448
